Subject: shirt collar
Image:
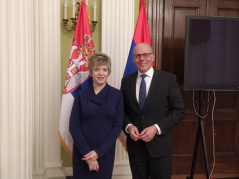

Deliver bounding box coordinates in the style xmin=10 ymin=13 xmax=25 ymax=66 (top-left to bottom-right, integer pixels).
xmin=137 ymin=67 xmax=154 ymax=78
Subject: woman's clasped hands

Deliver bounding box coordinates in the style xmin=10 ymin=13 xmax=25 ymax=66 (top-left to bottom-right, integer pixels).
xmin=82 ymin=150 xmax=99 ymax=172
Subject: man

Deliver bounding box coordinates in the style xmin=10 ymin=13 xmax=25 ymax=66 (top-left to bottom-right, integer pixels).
xmin=121 ymin=43 xmax=185 ymax=179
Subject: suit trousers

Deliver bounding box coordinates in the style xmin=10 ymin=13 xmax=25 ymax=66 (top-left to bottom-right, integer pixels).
xmin=128 ymin=142 xmax=172 ymax=179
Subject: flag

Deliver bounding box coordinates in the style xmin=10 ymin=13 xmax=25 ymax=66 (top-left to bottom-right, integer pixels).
xmin=119 ymin=0 xmax=152 ymax=151
xmin=123 ymin=0 xmax=152 ymax=77
xmin=59 ymin=0 xmax=95 ymax=157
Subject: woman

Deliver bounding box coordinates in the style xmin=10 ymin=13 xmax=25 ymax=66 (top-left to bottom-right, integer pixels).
xmin=69 ymin=53 xmax=124 ymax=179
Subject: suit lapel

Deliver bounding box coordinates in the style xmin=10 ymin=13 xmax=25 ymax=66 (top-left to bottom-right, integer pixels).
xmin=129 ymin=72 xmax=139 ymax=109
xmin=143 ymin=70 xmax=160 ymax=110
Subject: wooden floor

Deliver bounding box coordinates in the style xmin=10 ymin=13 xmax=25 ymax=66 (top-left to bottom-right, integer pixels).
xmin=67 ymin=173 xmax=239 ymax=179
xmin=172 ymin=173 xmax=239 ymax=179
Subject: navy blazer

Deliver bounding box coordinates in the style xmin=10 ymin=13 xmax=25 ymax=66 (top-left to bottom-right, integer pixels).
xmin=121 ymin=69 xmax=185 ymax=158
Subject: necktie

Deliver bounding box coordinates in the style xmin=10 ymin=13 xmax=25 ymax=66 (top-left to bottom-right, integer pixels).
xmin=139 ymin=74 xmax=147 ymax=110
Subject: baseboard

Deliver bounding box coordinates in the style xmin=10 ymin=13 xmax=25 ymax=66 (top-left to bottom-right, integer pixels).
xmin=33 ymin=168 xmax=66 ymax=179
xmin=63 ymin=167 xmax=73 ymax=176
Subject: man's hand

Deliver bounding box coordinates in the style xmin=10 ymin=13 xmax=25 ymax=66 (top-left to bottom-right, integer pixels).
xmin=139 ymin=125 xmax=157 ymax=142
xmin=128 ymin=125 xmax=140 ymax=141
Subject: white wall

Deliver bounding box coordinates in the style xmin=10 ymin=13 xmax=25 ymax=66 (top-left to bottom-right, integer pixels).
xmin=0 ymin=0 xmax=64 ymax=179
xmin=101 ymin=0 xmax=134 ymax=178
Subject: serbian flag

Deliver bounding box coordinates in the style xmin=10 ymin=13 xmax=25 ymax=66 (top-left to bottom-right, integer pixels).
xmin=123 ymin=0 xmax=152 ymax=77
xmin=59 ymin=0 xmax=95 ymax=157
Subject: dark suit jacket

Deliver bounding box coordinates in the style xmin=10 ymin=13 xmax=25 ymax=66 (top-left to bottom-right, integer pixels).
xmin=121 ymin=69 xmax=185 ymax=158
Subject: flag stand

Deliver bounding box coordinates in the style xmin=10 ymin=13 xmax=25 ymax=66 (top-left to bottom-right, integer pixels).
xmin=187 ymin=91 xmax=210 ymax=179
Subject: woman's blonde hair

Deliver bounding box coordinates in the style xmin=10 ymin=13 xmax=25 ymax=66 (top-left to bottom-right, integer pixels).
xmin=89 ymin=53 xmax=111 ymax=75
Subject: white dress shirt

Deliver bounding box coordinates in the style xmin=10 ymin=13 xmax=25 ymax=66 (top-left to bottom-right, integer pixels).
xmin=125 ymin=67 xmax=162 ymax=135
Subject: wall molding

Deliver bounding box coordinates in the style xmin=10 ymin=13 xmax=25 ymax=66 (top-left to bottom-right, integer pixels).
xmin=0 ymin=0 xmax=134 ymax=178
xmin=0 ymin=0 xmax=65 ymax=179
xmin=101 ymin=0 xmax=134 ymax=178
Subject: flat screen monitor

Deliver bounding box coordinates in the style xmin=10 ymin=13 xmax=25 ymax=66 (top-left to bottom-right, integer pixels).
xmin=184 ymin=16 xmax=239 ymax=91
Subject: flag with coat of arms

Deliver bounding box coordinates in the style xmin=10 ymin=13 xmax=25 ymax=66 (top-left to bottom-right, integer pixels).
xmin=59 ymin=0 xmax=95 ymax=157
xmin=118 ymin=0 xmax=153 ymax=151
